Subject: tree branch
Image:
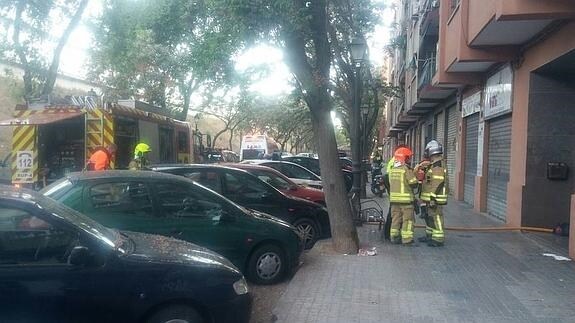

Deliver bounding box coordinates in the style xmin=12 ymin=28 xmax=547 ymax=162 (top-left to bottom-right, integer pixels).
xmin=42 ymin=0 xmax=89 ymax=96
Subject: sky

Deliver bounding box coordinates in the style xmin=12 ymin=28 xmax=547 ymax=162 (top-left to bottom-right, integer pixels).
xmin=56 ymin=1 xmax=396 ymax=96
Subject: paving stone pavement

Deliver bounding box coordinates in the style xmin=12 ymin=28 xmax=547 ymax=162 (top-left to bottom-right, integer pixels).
xmin=272 ymin=195 xmax=575 ymax=323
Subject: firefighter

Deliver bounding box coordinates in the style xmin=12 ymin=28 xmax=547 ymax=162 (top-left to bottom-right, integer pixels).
xmin=416 ymin=140 xmax=448 ymax=247
xmin=87 ymin=144 xmax=117 ymax=171
xmin=129 ymin=143 xmax=152 ymax=170
xmin=388 ymin=147 xmax=419 ymax=245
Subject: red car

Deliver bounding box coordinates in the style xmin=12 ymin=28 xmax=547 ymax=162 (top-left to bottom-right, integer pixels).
xmin=229 ymin=163 xmax=326 ymax=205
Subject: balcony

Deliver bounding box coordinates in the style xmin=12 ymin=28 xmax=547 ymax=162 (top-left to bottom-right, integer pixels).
xmin=419 ymin=0 xmax=440 ymax=39
xmin=468 ymin=0 xmax=575 ymax=47
xmin=404 ymin=57 xmax=455 ymax=114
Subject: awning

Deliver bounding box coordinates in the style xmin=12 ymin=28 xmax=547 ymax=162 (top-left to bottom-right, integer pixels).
xmin=0 ymin=111 xmax=84 ymax=126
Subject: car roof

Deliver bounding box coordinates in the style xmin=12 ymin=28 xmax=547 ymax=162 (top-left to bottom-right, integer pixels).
xmin=0 ymin=184 xmax=44 ymax=206
xmin=242 ymin=160 xmax=303 ymax=167
xmin=64 ymin=170 xmax=191 ymax=183
xmin=150 ymin=163 xmax=254 ymax=174
xmin=225 ymin=163 xmax=296 ymax=182
xmin=284 ymin=156 xmax=318 ymax=160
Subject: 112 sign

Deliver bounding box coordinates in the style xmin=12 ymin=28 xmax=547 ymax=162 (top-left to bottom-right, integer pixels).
xmin=17 ymin=151 xmax=33 ymax=169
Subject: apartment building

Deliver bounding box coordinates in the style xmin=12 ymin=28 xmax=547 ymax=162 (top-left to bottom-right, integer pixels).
xmin=384 ymin=0 xmax=575 ymax=255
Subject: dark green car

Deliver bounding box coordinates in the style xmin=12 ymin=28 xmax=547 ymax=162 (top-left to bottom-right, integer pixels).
xmin=41 ymin=170 xmax=304 ymax=284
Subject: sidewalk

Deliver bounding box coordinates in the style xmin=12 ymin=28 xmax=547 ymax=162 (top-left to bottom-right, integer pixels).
xmin=272 ymin=195 xmax=575 ymax=323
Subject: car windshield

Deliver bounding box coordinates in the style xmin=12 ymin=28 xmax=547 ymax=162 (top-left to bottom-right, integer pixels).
xmin=250 ymin=170 xmax=293 ymax=190
xmin=37 ymin=194 xmax=119 ymax=250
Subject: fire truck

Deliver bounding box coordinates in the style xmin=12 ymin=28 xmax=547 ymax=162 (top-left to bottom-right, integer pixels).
xmin=0 ymin=99 xmax=194 ymax=188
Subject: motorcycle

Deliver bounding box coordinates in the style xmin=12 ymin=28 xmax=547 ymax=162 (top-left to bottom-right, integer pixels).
xmin=371 ymin=173 xmax=384 ymax=197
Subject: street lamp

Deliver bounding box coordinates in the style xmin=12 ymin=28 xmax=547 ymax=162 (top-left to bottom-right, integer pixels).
xmin=350 ymin=35 xmax=367 ymax=226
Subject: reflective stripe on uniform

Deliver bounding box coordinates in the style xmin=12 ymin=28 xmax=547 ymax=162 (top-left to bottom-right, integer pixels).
xmin=389 ymin=167 xmax=415 ymax=203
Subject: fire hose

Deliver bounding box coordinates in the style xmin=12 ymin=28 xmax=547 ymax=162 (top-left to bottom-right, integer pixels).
xmin=364 ymin=221 xmax=553 ymax=233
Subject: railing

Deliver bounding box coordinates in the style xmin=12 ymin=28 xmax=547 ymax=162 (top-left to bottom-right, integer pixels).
xmin=418 ymin=57 xmax=437 ymax=90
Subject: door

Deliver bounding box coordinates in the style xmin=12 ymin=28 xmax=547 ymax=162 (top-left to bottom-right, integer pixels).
xmin=0 ymin=204 xmax=117 ymax=322
xmin=463 ymin=113 xmax=479 ymax=206
xmin=84 ymin=181 xmax=158 ymax=233
xmin=151 ymin=181 xmax=247 ymax=266
xmin=446 ymin=105 xmax=458 ymax=195
xmin=486 ymin=115 xmax=512 ymax=221
xmin=222 ymin=170 xmax=287 ymax=219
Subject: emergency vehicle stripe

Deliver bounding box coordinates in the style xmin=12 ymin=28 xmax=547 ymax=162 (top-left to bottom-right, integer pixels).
xmin=11 ymin=125 xmax=37 ymax=183
xmin=102 ymin=113 xmax=114 ymax=168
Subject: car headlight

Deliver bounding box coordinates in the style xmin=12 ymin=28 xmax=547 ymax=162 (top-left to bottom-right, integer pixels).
xmin=233 ymin=277 xmax=249 ymax=295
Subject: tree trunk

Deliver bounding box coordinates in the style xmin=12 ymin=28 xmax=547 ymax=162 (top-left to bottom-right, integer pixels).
xmin=42 ymin=0 xmax=89 ymax=96
xmin=211 ymin=127 xmax=228 ymax=149
xmin=312 ymin=109 xmax=359 ymax=254
xmin=228 ymin=128 xmax=234 ymax=150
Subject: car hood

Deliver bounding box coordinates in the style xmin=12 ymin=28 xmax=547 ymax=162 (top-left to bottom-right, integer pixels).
xmin=285 ymin=194 xmax=324 ymax=208
xmin=247 ymin=209 xmax=294 ymax=229
xmin=123 ymin=231 xmax=240 ymax=274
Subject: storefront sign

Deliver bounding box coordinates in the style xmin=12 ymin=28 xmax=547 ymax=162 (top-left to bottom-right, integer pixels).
xmin=462 ymin=91 xmax=481 ymax=118
xmin=477 ymin=121 xmax=484 ymax=176
xmin=484 ymin=65 xmax=513 ymax=120
xmin=14 ymin=150 xmax=34 ymax=183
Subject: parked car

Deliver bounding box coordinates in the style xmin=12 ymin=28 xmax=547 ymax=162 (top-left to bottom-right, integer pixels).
xmin=282 ymin=156 xmax=321 ymax=176
xmin=339 ymin=157 xmax=353 ymax=171
xmin=279 ymin=157 xmax=353 ymax=191
xmin=296 ymin=152 xmax=318 ymax=158
xmin=150 ymin=165 xmax=330 ymax=249
xmin=241 ymin=160 xmax=324 ymax=190
xmin=0 ymin=185 xmax=251 ymax=323
xmin=283 ymin=156 xmax=353 ymax=175
xmin=42 ymin=171 xmax=304 ymax=285
xmin=228 ymin=163 xmax=326 ymax=205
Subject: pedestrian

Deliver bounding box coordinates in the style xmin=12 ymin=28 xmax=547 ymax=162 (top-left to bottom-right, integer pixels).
xmin=388 ymin=147 xmax=419 ymax=245
xmin=129 ymin=143 xmax=152 ymax=170
xmin=416 ymin=140 xmax=448 ymax=247
xmin=86 ymin=143 xmax=117 ymax=171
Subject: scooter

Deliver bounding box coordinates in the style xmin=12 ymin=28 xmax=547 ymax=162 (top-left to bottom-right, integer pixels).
xmin=371 ymin=174 xmax=384 ymax=197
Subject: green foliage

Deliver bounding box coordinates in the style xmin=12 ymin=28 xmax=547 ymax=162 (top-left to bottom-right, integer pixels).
xmin=0 ymin=0 xmax=89 ymax=98
xmin=89 ymin=0 xmax=239 ymax=119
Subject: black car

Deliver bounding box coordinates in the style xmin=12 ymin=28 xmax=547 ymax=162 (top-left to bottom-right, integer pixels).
xmin=151 ymin=164 xmax=331 ymax=249
xmin=0 ymin=185 xmax=251 ymax=323
xmin=282 ymin=156 xmax=322 ymax=176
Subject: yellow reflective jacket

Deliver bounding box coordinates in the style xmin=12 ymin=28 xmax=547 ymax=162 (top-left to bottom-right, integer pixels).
xmin=389 ymin=164 xmax=418 ymax=204
xmin=386 ymin=158 xmax=395 ymax=174
xmin=420 ymin=160 xmax=448 ymax=205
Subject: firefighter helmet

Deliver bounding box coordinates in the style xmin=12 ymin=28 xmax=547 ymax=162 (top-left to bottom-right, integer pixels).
xmin=424 ymin=140 xmax=443 ymax=157
xmin=394 ymin=147 xmax=413 ymax=163
xmin=134 ymin=143 xmax=152 ymax=157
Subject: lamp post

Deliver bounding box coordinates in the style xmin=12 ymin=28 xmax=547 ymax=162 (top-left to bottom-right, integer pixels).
xmin=350 ymin=35 xmax=367 ymax=225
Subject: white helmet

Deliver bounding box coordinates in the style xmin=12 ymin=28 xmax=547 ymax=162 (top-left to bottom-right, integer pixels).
xmin=424 ymin=140 xmax=443 ymax=157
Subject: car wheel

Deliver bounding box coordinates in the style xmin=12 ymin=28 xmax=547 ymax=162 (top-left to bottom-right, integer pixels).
xmin=147 ymin=305 xmax=204 ymax=323
xmin=293 ymin=218 xmax=318 ymax=249
xmin=247 ymin=244 xmax=286 ymax=285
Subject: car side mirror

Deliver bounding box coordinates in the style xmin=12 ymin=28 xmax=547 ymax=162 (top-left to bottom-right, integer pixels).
xmin=289 ymin=185 xmax=298 ymax=191
xmin=68 ymin=246 xmax=91 ymax=266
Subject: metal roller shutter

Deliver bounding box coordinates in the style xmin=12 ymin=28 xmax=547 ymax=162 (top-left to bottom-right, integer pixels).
xmin=463 ymin=113 xmax=479 ymax=206
xmin=446 ymin=105 xmax=458 ymax=195
xmin=435 ymin=111 xmax=445 ymax=145
xmin=487 ymin=115 xmax=512 ymax=221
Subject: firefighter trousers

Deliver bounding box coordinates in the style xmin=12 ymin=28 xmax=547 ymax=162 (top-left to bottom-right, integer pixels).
xmin=424 ymin=204 xmax=444 ymax=244
xmin=390 ymin=204 xmax=414 ymax=244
